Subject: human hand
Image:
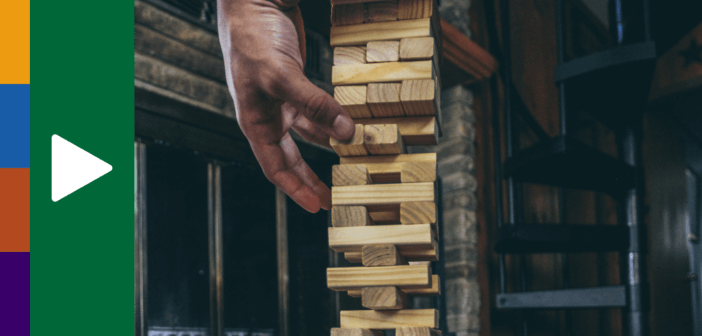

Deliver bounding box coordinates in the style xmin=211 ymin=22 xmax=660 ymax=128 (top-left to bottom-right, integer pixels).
xmin=217 ymin=0 xmax=355 ymax=213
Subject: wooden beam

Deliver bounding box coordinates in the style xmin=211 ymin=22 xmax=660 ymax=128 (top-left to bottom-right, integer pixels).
xmin=366 ymin=83 xmax=405 ymax=117
xmin=332 ymin=182 xmax=434 ymax=206
xmin=364 ymin=124 xmax=405 ymax=155
xmin=345 ymin=252 xmax=363 ymax=263
xmin=333 ymin=164 xmax=373 ymax=186
xmin=396 ymin=327 xmax=441 ymax=336
xmin=364 ymin=1 xmax=398 ymax=23
xmin=328 ymin=224 xmax=433 ymax=252
xmin=400 ymin=201 xmax=436 ymax=224
xmin=354 ymin=116 xmax=437 ymax=146
xmin=366 ymin=41 xmax=400 ymax=63
xmin=399 ymin=37 xmax=435 ymax=61
xmin=332 ymin=205 xmax=375 ymax=227
xmin=330 ymin=18 xmax=431 ymax=47
xmin=340 ymin=309 xmax=439 ymax=329
xmin=332 ymin=4 xmax=365 ymax=26
xmin=349 ymin=274 xmax=440 ymax=297
xmin=334 ymin=46 xmax=367 ymax=65
xmin=340 ymin=152 xmax=435 ymax=164
xmin=397 ymin=0 xmax=433 ymax=20
xmin=362 ymin=286 xmax=410 ymax=310
xmin=335 ymin=86 xmax=373 ymax=118
xmin=333 ymin=61 xmax=433 ymax=85
xmin=331 ymin=328 xmax=384 ymax=336
xmin=327 ymin=265 xmax=431 ymax=291
xmin=400 ymin=79 xmax=436 ymax=116
xmin=330 ymin=124 xmax=369 ymax=156
xmin=363 ymin=244 xmax=408 ymax=266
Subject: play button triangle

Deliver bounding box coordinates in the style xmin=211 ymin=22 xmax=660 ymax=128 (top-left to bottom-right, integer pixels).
xmin=51 ymin=135 xmax=113 ymax=202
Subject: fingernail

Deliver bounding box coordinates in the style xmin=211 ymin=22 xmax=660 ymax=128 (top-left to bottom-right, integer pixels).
xmin=332 ymin=114 xmax=354 ymax=140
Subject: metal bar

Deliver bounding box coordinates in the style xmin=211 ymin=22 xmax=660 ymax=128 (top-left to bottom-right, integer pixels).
xmin=207 ymin=163 xmax=224 ymax=336
xmin=496 ymin=286 xmax=627 ymax=309
xmin=276 ymin=188 xmax=290 ymax=336
xmin=135 ymin=140 xmax=148 ymax=336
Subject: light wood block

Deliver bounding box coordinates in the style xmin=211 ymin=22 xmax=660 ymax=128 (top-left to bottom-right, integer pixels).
xmin=364 ymin=1 xmax=398 ymax=23
xmin=349 ymin=274 xmax=441 ymax=297
xmin=362 ymin=286 xmax=410 ymax=310
xmin=366 ymin=41 xmax=400 ymax=63
xmin=332 ymin=4 xmax=364 ymax=26
xmin=367 ymin=84 xmax=405 ymax=117
xmin=332 ymin=61 xmax=432 ymax=85
xmin=340 ymin=309 xmax=439 ymax=329
xmin=354 ymin=116 xmax=437 ymax=146
xmin=363 ymin=245 xmax=407 ymax=266
xmin=400 ymin=201 xmax=436 ymax=224
xmin=364 ymin=124 xmax=405 ymax=155
xmin=345 ymin=252 xmax=363 ymax=263
xmin=331 ymin=124 xmax=369 ymax=156
xmin=331 ymin=328 xmax=384 ymax=336
xmin=335 ymin=46 xmax=367 ymax=65
xmin=332 ymin=205 xmax=375 ymax=227
xmin=328 ymin=224 xmax=433 ymax=252
xmin=397 ymin=0 xmax=433 ymax=20
xmin=340 ymin=153 xmax=435 ymax=165
xmin=335 ymin=86 xmax=373 ymax=118
xmin=399 ymin=37 xmax=435 ymax=60
xmin=400 ymin=79 xmax=436 ymax=116
xmin=333 ymin=165 xmax=373 ymax=186
xmin=327 ymin=264 xmax=431 ymax=290
xmin=330 ymin=18 xmax=431 ymax=47
xmin=396 ymin=327 xmax=441 ymax=336
xmin=332 ymin=182 xmax=434 ymax=206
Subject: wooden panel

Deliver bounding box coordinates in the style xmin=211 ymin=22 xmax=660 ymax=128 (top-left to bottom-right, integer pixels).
xmin=335 ymin=46 xmax=367 ymax=65
xmin=335 ymin=86 xmax=373 ymax=118
xmin=328 ymin=224 xmax=434 ymax=252
xmin=327 ymin=265 xmax=431 ymax=290
xmin=363 ymin=244 xmax=408 ymax=266
xmin=400 ymin=201 xmax=436 ymax=224
xmin=354 ymin=116 xmax=437 ymax=146
xmin=331 ymin=328 xmax=384 ymax=336
xmin=331 ymin=124 xmax=369 ymax=156
xmin=366 ymin=41 xmax=401 ymax=63
xmin=364 ymin=124 xmax=405 ymax=155
xmin=331 ymin=182 xmax=434 ymax=206
xmin=333 ymin=164 xmax=373 ymax=186
xmin=332 ymin=205 xmax=375 ymax=227
xmin=396 ymin=327 xmax=441 ymax=336
xmin=362 ymin=286 xmax=410 ymax=310
xmin=367 ymin=83 xmax=405 ymax=117
xmin=339 ymin=309 xmax=439 ymax=328
xmin=364 ymin=1 xmax=398 ymax=23
xmin=400 ymin=79 xmax=436 ymax=116
xmin=345 ymin=251 xmax=363 ymax=263
xmin=399 ymin=37 xmax=435 ymax=61
xmin=330 ymin=18 xmax=431 ymax=47
xmin=332 ymin=61 xmax=433 ymax=85
xmin=340 ymin=152 xmax=435 ymax=164
xmin=349 ymin=274 xmax=440 ymax=297
xmin=397 ymin=0 xmax=433 ymax=20
xmin=332 ymin=4 xmax=364 ymax=26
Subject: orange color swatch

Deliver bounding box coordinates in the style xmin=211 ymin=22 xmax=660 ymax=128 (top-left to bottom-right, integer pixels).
xmin=0 ymin=1 xmax=30 ymax=84
xmin=0 ymin=169 xmax=30 ymax=251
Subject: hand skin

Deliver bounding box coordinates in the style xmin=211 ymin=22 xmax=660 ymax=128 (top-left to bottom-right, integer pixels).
xmin=217 ymin=0 xmax=355 ymax=213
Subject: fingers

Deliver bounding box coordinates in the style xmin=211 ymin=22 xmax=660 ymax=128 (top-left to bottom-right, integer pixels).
xmin=279 ymin=133 xmax=332 ymax=210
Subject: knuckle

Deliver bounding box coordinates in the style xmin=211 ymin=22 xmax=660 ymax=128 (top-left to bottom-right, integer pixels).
xmin=304 ymin=93 xmax=329 ymax=124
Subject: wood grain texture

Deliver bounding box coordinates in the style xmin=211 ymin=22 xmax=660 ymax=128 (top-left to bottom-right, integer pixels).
xmin=339 ymin=309 xmax=439 ymax=328
xmin=330 ymin=18 xmax=431 ymax=47
xmin=362 ymin=286 xmax=410 ymax=310
xmin=400 ymin=79 xmax=436 ymax=116
xmin=332 ymin=205 xmax=375 ymax=227
xmin=332 ymin=61 xmax=432 ymax=85
xmin=332 ymin=182 xmax=434 ymax=206
xmin=399 ymin=37 xmax=435 ymax=60
xmin=331 ymin=328 xmax=384 ymax=336
xmin=354 ymin=116 xmax=437 ymax=146
xmin=327 ymin=265 xmax=431 ymax=290
xmin=333 ymin=164 xmax=373 ymax=186
xmin=369 ymin=207 xmax=401 ymax=223
xmin=335 ymin=46 xmax=367 ymax=65
xmin=349 ymin=274 xmax=440 ymax=297
xmin=397 ymin=0 xmax=433 ymax=20
xmin=332 ymin=4 xmax=365 ymax=26
xmin=340 ymin=152 xmax=435 ymax=165
xmin=335 ymin=86 xmax=373 ymax=118
xmin=367 ymin=83 xmax=405 ymax=117
xmin=364 ymin=124 xmax=405 ymax=155
xmin=345 ymin=252 xmax=363 ymax=263
xmin=363 ymin=245 xmax=408 ymax=266
xmin=396 ymin=327 xmax=441 ymax=336
xmin=331 ymin=124 xmax=369 ymax=156
xmin=366 ymin=41 xmax=400 ymax=63
xmin=400 ymin=201 xmax=436 ymax=224
xmin=364 ymin=1 xmax=398 ymax=23
xmin=328 ymin=224 xmax=434 ymax=252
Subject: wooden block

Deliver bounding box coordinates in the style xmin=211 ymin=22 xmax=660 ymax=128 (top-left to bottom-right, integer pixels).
xmin=328 ymin=224 xmax=434 ymax=252
xmin=363 ymin=245 xmax=408 ymax=266
xmin=398 ymin=0 xmax=433 ymax=20
xmin=332 ymin=205 xmax=375 ymax=227
xmin=340 ymin=152 xmax=435 ymax=164
xmin=328 ymin=265 xmax=431 ymax=290
xmin=400 ymin=201 xmax=436 ymax=224
xmin=399 ymin=37 xmax=435 ymax=61
xmin=367 ymin=84 xmax=405 ymax=117
xmin=331 ymin=124 xmax=369 ymax=157
xmin=330 ymin=18 xmax=431 ymax=47
xmin=332 ymin=61 xmax=432 ymax=85
xmin=335 ymin=86 xmax=373 ymax=118
xmin=333 ymin=165 xmax=373 ymax=186
xmin=364 ymin=124 xmax=405 ymax=155
xmin=396 ymin=327 xmax=441 ymax=336
xmin=366 ymin=41 xmax=400 ymax=63
xmin=399 ymin=162 xmax=436 ymax=183
xmin=345 ymin=252 xmax=363 ymax=263
xmin=362 ymin=286 xmax=410 ymax=310
xmin=354 ymin=116 xmax=437 ymax=146
xmin=332 ymin=182 xmax=434 ymax=206
xmin=400 ymin=79 xmax=436 ymax=116
xmin=331 ymin=328 xmax=384 ymax=336
xmin=332 ymin=4 xmax=364 ymax=26
xmin=369 ymin=208 xmax=401 ymax=223
xmin=364 ymin=1 xmax=398 ymax=23
xmin=335 ymin=46 xmax=367 ymax=65
xmin=349 ymin=274 xmax=440 ymax=297
xmin=340 ymin=309 xmax=439 ymax=329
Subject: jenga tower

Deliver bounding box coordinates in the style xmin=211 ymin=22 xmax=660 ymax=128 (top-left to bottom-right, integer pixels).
xmin=327 ymin=0 xmax=443 ymax=335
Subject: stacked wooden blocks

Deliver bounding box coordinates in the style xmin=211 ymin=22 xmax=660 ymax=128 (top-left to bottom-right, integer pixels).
xmin=328 ymin=1 xmax=443 ymax=335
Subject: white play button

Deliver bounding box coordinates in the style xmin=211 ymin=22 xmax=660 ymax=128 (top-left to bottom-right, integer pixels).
xmin=51 ymin=135 xmax=113 ymax=202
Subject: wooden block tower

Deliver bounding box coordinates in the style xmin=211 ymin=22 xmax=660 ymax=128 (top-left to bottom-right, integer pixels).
xmin=327 ymin=0 xmax=443 ymax=335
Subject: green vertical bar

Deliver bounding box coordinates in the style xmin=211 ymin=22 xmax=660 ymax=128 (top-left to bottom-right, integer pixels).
xmin=31 ymin=1 xmax=134 ymax=334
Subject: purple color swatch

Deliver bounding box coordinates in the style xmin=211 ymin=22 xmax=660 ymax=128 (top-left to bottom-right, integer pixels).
xmin=0 ymin=252 xmax=29 ymax=335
